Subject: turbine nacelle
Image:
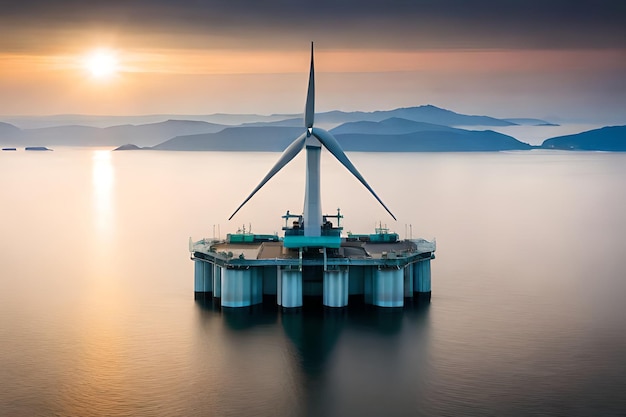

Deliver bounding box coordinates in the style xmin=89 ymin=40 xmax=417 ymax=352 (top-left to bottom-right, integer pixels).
xmin=229 ymin=42 xmax=396 ymax=242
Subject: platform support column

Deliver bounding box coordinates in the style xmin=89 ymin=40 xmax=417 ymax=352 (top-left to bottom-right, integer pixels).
xmin=413 ymin=259 xmax=431 ymax=300
xmin=203 ymin=262 xmax=213 ymax=293
xmin=323 ymin=269 xmax=348 ymax=308
xmin=403 ymin=264 xmax=413 ymax=298
xmin=221 ymin=268 xmax=255 ymax=308
xmin=278 ymin=268 xmax=302 ymax=308
xmin=194 ymin=260 xmax=205 ymax=298
xmin=213 ymin=265 xmax=222 ymax=299
xmin=251 ymin=267 xmax=263 ymax=305
xmin=372 ymin=268 xmax=404 ymax=307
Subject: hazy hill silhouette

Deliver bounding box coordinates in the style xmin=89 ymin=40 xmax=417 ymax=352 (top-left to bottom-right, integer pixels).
xmin=334 ymin=130 xmax=531 ymax=152
xmin=316 ymin=105 xmax=516 ymax=126
xmin=2 ymin=105 xmax=519 ymax=148
xmin=0 ymin=122 xmax=20 ymax=143
xmin=202 ymin=105 xmax=517 ymax=129
xmin=503 ymin=118 xmax=557 ymax=126
xmin=17 ymin=120 xmax=226 ymax=147
xmin=12 ymin=107 xmax=624 ymax=152
xmin=330 ymin=117 xmax=458 ymax=135
xmin=240 ymin=118 xmax=302 ymax=128
xmin=1 ymin=114 xmax=287 ymax=129
xmin=542 ymin=125 xmax=626 ymax=151
xmin=152 ymin=127 xmax=303 ymax=151
xmin=153 ymin=121 xmax=531 ymax=152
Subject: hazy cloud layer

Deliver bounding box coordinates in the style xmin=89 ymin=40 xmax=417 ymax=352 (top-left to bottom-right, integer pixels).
xmin=1 ymin=1 xmax=624 ymax=121
xmin=2 ymin=0 xmax=626 ymax=51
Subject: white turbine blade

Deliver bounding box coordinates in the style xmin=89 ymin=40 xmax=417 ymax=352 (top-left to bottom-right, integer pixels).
xmin=229 ymin=132 xmax=307 ymax=220
xmin=305 ymin=42 xmax=315 ymax=129
xmin=312 ymin=128 xmax=397 ymax=221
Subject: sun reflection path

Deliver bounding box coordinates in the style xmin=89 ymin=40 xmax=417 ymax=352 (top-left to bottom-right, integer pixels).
xmin=92 ymin=150 xmax=114 ymax=237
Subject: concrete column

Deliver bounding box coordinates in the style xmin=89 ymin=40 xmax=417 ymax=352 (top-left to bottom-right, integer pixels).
xmin=403 ymin=264 xmax=413 ymax=298
xmin=213 ymin=265 xmax=222 ymax=299
xmin=323 ymin=269 xmax=348 ymax=308
xmin=278 ymin=269 xmax=302 ymax=308
xmin=413 ymin=262 xmax=419 ymax=293
xmin=221 ymin=268 xmax=252 ymax=308
xmin=372 ymin=268 xmax=404 ymax=307
xmin=413 ymin=259 xmax=432 ymax=294
xmin=203 ymin=262 xmax=213 ymax=293
xmin=194 ymin=260 xmax=205 ymax=296
xmin=251 ymin=267 xmax=263 ymax=305
xmin=420 ymin=260 xmax=432 ymax=293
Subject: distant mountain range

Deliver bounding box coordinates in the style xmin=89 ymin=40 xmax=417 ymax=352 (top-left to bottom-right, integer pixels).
xmin=152 ymin=118 xmax=531 ymax=152
xmin=329 ymin=118 xmax=458 ymax=135
xmin=0 ymin=120 xmax=226 ymax=147
xmin=121 ymin=120 xmax=626 ymax=152
xmin=278 ymin=105 xmax=519 ymax=127
xmin=2 ymin=105 xmax=624 ymax=152
xmin=240 ymin=105 xmax=527 ymax=128
xmin=2 ymin=105 xmax=527 ymax=130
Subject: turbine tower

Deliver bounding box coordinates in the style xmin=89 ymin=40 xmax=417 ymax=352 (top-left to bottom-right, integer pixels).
xmin=229 ymin=43 xmax=395 ymax=246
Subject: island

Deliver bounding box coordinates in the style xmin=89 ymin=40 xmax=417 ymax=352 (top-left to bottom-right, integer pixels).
xmin=25 ymin=146 xmax=53 ymax=151
xmin=541 ymin=126 xmax=626 ymax=151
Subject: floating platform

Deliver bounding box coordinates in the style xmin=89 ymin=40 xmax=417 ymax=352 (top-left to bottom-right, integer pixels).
xmin=190 ymin=220 xmax=435 ymax=309
xmin=189 ymin=44 xmax=436 ymax=310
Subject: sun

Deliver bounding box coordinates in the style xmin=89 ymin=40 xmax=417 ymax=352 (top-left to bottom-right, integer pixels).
xmin=83 ymin=49 xmax=119 ymax=79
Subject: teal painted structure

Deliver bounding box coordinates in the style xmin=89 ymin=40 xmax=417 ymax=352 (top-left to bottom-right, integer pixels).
xmin=283 ymin=235 xmax=341 ymax=249
xmin=191 ymin=233 xmax=434 ymax=309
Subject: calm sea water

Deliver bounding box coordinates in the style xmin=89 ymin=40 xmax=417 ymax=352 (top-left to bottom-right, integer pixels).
xmin=1 ymin=149 xmax=625 ymax=417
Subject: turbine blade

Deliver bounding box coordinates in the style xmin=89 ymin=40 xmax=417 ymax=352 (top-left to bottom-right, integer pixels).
xmin=305 ymin=42 xmax=315 ymax=129
xmin=312 ymin=128 xmax=397 ymax=221
xmin=228 ymin=132 xmax=307 ymax=220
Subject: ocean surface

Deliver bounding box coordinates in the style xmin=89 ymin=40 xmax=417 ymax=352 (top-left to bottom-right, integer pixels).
xmin=1 ymin=149 xmax=625 ymax=416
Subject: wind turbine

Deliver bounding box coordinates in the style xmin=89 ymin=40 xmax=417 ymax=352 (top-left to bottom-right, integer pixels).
xmin=229 ymin=43 xmax=396 ymax=242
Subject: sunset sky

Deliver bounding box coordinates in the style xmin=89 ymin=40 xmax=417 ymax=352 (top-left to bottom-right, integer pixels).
xmin=1 ymin=0 xmax=625 ymax=122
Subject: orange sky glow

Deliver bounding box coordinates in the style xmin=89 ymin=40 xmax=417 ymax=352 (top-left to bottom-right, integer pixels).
xmin=0 ymin=1 xmax=624 ymax=122
xmin=1 ymin=47 xmax=624 ymax=121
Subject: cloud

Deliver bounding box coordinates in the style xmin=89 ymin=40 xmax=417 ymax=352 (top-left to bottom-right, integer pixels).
xmin=1 ymin=1 xmax=625 ymax=52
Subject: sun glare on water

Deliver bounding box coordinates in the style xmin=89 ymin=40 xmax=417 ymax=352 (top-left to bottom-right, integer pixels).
xmin=83 ymin=49 xmax=119 ymax=79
